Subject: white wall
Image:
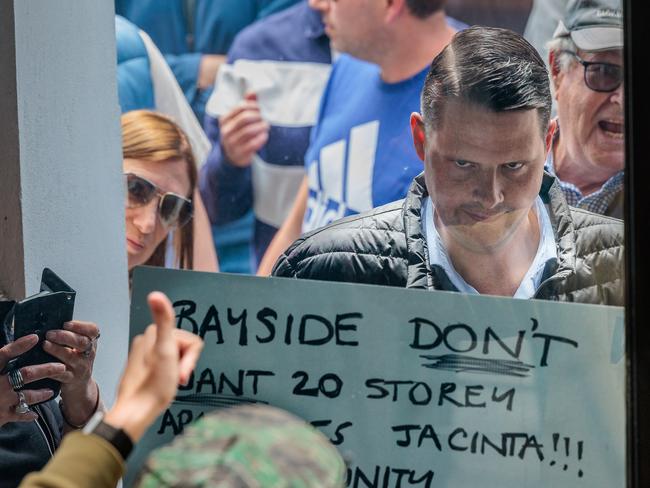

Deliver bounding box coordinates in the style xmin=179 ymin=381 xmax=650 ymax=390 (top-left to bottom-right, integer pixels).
xmin=0 ymin=0 xmax=129 ymax=405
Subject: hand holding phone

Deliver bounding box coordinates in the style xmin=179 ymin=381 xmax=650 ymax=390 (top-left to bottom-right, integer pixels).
xmin=9 ymin=268 xmax=76 ymax=394
xmin=0 ymin=335 xmax=65 ymax=426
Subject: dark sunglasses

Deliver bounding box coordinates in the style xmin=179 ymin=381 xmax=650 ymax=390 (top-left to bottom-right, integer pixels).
xmin=561 ymin=50 xmax=623 ymax=93
xmin=124 ymin=173 xmax=193 ymax=229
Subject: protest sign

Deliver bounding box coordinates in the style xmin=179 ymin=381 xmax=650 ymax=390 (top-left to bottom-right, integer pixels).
xmin=126 ymin=266 xmax=625 ymax=487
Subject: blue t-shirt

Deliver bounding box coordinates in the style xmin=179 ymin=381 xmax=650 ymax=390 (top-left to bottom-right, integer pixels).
xmin=303 ymin=54 xmax=426 ymax=232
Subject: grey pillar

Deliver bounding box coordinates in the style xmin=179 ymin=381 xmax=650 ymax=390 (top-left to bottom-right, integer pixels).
xmin=0 ymin=0 xmax=129 ymax=405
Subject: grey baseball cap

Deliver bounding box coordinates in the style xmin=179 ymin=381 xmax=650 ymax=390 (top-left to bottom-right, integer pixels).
xmin=553 ymin=0 xmax=623 ymax=51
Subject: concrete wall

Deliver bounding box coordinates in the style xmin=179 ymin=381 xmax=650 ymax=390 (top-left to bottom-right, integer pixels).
xmin=0 ymin=0 xmax=129 ymax=405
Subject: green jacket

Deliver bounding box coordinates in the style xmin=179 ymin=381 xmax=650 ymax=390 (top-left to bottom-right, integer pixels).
xmin=19 ymin=432 xmax=124 ymax=488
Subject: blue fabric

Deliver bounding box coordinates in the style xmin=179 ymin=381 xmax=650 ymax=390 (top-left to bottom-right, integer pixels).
xmin=447 ymin=15 xmax=470 ymax=32
xmin=303 ymin=17 xmax=467 ymax=232
xmin=303 ymin=55 xmax=428 ymax=232
xmin=211 ymin=210 xmax=256 ymax=274
xmin=115 ymin=16 xmax=155 ymax=112
xmin=200 ymin=1 xmax=331 ymax=266
xmin=115 ymin=0 xmax=302 ymax=122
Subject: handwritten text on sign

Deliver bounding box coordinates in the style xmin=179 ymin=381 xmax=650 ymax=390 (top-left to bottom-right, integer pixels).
xmin=127 ymin=267 xmax=625 ymax=488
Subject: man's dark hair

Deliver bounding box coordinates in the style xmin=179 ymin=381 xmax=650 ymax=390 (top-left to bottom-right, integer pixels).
xmin=421 ymin=26 xmax=552 ymax=137
xmin=406 ymin=0 xmax=446 ymax=19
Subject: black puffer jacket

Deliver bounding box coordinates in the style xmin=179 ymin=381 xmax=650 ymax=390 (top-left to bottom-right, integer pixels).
xmin=273 ymin=174 xmax=624 ymax=306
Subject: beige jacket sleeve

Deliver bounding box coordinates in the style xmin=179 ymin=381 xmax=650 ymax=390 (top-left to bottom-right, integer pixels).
xmin=19 ymin=431 xmax=125 ymax=488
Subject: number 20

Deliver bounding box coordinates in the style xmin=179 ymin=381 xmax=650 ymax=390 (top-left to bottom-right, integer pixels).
xmin=292 ymin=371 xmax=343 ymax=398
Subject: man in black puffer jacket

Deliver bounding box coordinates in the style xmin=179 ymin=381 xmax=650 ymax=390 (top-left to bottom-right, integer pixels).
xmin=272 ymin=26 xmax=623 ymax=306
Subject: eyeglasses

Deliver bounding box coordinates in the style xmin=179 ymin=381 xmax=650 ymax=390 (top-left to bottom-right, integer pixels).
xmin=124 ymin=173 xmax=193 ymax=229
xmin=561 ymin=51 xmax=623 ymax=93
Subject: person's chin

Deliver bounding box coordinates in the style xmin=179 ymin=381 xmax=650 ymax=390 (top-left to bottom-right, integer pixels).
xmin=588 ymin=147 xmax=624 ymax=175
xmin=452 ymin=213 xmax=522 ymax=252
xmin=594 ymin=124 xmax=625 ymax=155
xmin=126 ymin=239 xmax=150 ymax=269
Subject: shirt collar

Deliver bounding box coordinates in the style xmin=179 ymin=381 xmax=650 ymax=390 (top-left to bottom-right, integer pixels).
xmin=422 ymin=197 xmax=558 ymax=299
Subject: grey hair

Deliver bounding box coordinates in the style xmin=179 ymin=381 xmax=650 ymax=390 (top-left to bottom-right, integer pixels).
xmin=421 ymin=26 xmax=552 ymax=138
xmin=547 ymin=36 xmax=579 ymax=71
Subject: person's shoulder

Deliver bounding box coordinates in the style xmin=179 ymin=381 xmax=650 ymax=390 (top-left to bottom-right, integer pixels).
xmin=115 ymin=15 xmax=147 ymax=64
xmin=562 ymin=207 xmax=624 ymax=306
xmin=272 ymin=201 xmax=408 ymax=284
xmin=569 ymin=207 xmax=624 ymax=257
xmin=228 ymin=3 xmax=309 ymax=60
xmin=570 ymin=207 xmax=624 ymax=238
xmin=446 ymin=16 xmax=469 ymax=32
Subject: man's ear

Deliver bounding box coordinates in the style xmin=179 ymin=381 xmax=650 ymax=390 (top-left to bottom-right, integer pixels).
xmin=385 ymin=0 xmax=407 ymax=23
xmin=545 ymin=118 xmax=558 ymax=155
xmin=548 ymin=50 xmax=563 ymax=96
xmin=410 ymin=113 xmax=427 ymax=162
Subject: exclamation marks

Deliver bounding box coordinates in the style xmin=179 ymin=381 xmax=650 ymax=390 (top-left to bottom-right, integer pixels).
xmin=549 ymin=433 xmax=584 ymax=478
xmin=577 ymin=441 xmax=584 ymax=478
xmin=549 ymin=433 xmax=559 ymax=466
xmin=563 ymin=436 xmax=570 ymax=470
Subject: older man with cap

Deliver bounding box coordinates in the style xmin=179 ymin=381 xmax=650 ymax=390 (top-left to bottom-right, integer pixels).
xmin=547 ymin=0 xmax=624 ymax=217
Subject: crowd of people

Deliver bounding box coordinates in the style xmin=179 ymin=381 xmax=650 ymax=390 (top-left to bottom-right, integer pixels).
xmin=1 ymin=0 xmax=625 ymax=485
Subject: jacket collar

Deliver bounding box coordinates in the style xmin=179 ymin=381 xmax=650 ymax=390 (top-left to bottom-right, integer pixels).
xmin=402 ymin=172 xmax=578 ymax=293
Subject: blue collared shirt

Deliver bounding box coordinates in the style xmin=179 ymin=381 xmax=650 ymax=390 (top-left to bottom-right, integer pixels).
xmin=422 ymin=197 xmax=557 ymax=299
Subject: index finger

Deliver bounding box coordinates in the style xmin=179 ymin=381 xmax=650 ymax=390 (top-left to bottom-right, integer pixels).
xmin=220 ymin=101 xmax=261 ymax=124
xmin=0 ymin=334 xmax=39 ymax=369
xmin=147 ymin=292 xmax=174 ymax=345
xmin=63 ymin=320 xmax=100 ymax=338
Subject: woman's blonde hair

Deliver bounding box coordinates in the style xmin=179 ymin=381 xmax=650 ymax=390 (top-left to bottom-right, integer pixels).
xmin=121 ymin=110 xmax=197 ymax=270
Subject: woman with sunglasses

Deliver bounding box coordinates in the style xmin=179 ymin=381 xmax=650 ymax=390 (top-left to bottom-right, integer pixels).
xmin=122 ymin=110 xmax=215 ymax=273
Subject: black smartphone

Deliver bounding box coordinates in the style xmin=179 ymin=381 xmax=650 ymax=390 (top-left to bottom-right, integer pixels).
xmin=12 ymin=268 xmax=76 ymax=394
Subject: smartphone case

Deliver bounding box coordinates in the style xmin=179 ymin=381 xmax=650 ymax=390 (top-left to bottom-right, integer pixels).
xmin=11 ymin=268 xmax=76 ymax=395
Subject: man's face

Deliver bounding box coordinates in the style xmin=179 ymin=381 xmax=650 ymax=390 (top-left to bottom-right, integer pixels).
xmin=554 ymin=49 xmax=624 ymax=177
xmin=309 ymin=0 xmax=385 ymax=61
xmin=411 ymin=100 xmax=554 ymax=254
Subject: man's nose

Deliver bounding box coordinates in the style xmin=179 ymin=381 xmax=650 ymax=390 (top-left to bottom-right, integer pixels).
xmin=133 ymin=198 xmax=158 ymax=234
xmin=610 ymin=82 xmax=624 ymax=106
xmin=473 ymin=172 xmax=504 ymax=209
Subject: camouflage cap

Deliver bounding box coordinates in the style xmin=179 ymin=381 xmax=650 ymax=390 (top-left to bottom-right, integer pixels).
xmin=135 ymin=404 xmax=346 ymax=488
